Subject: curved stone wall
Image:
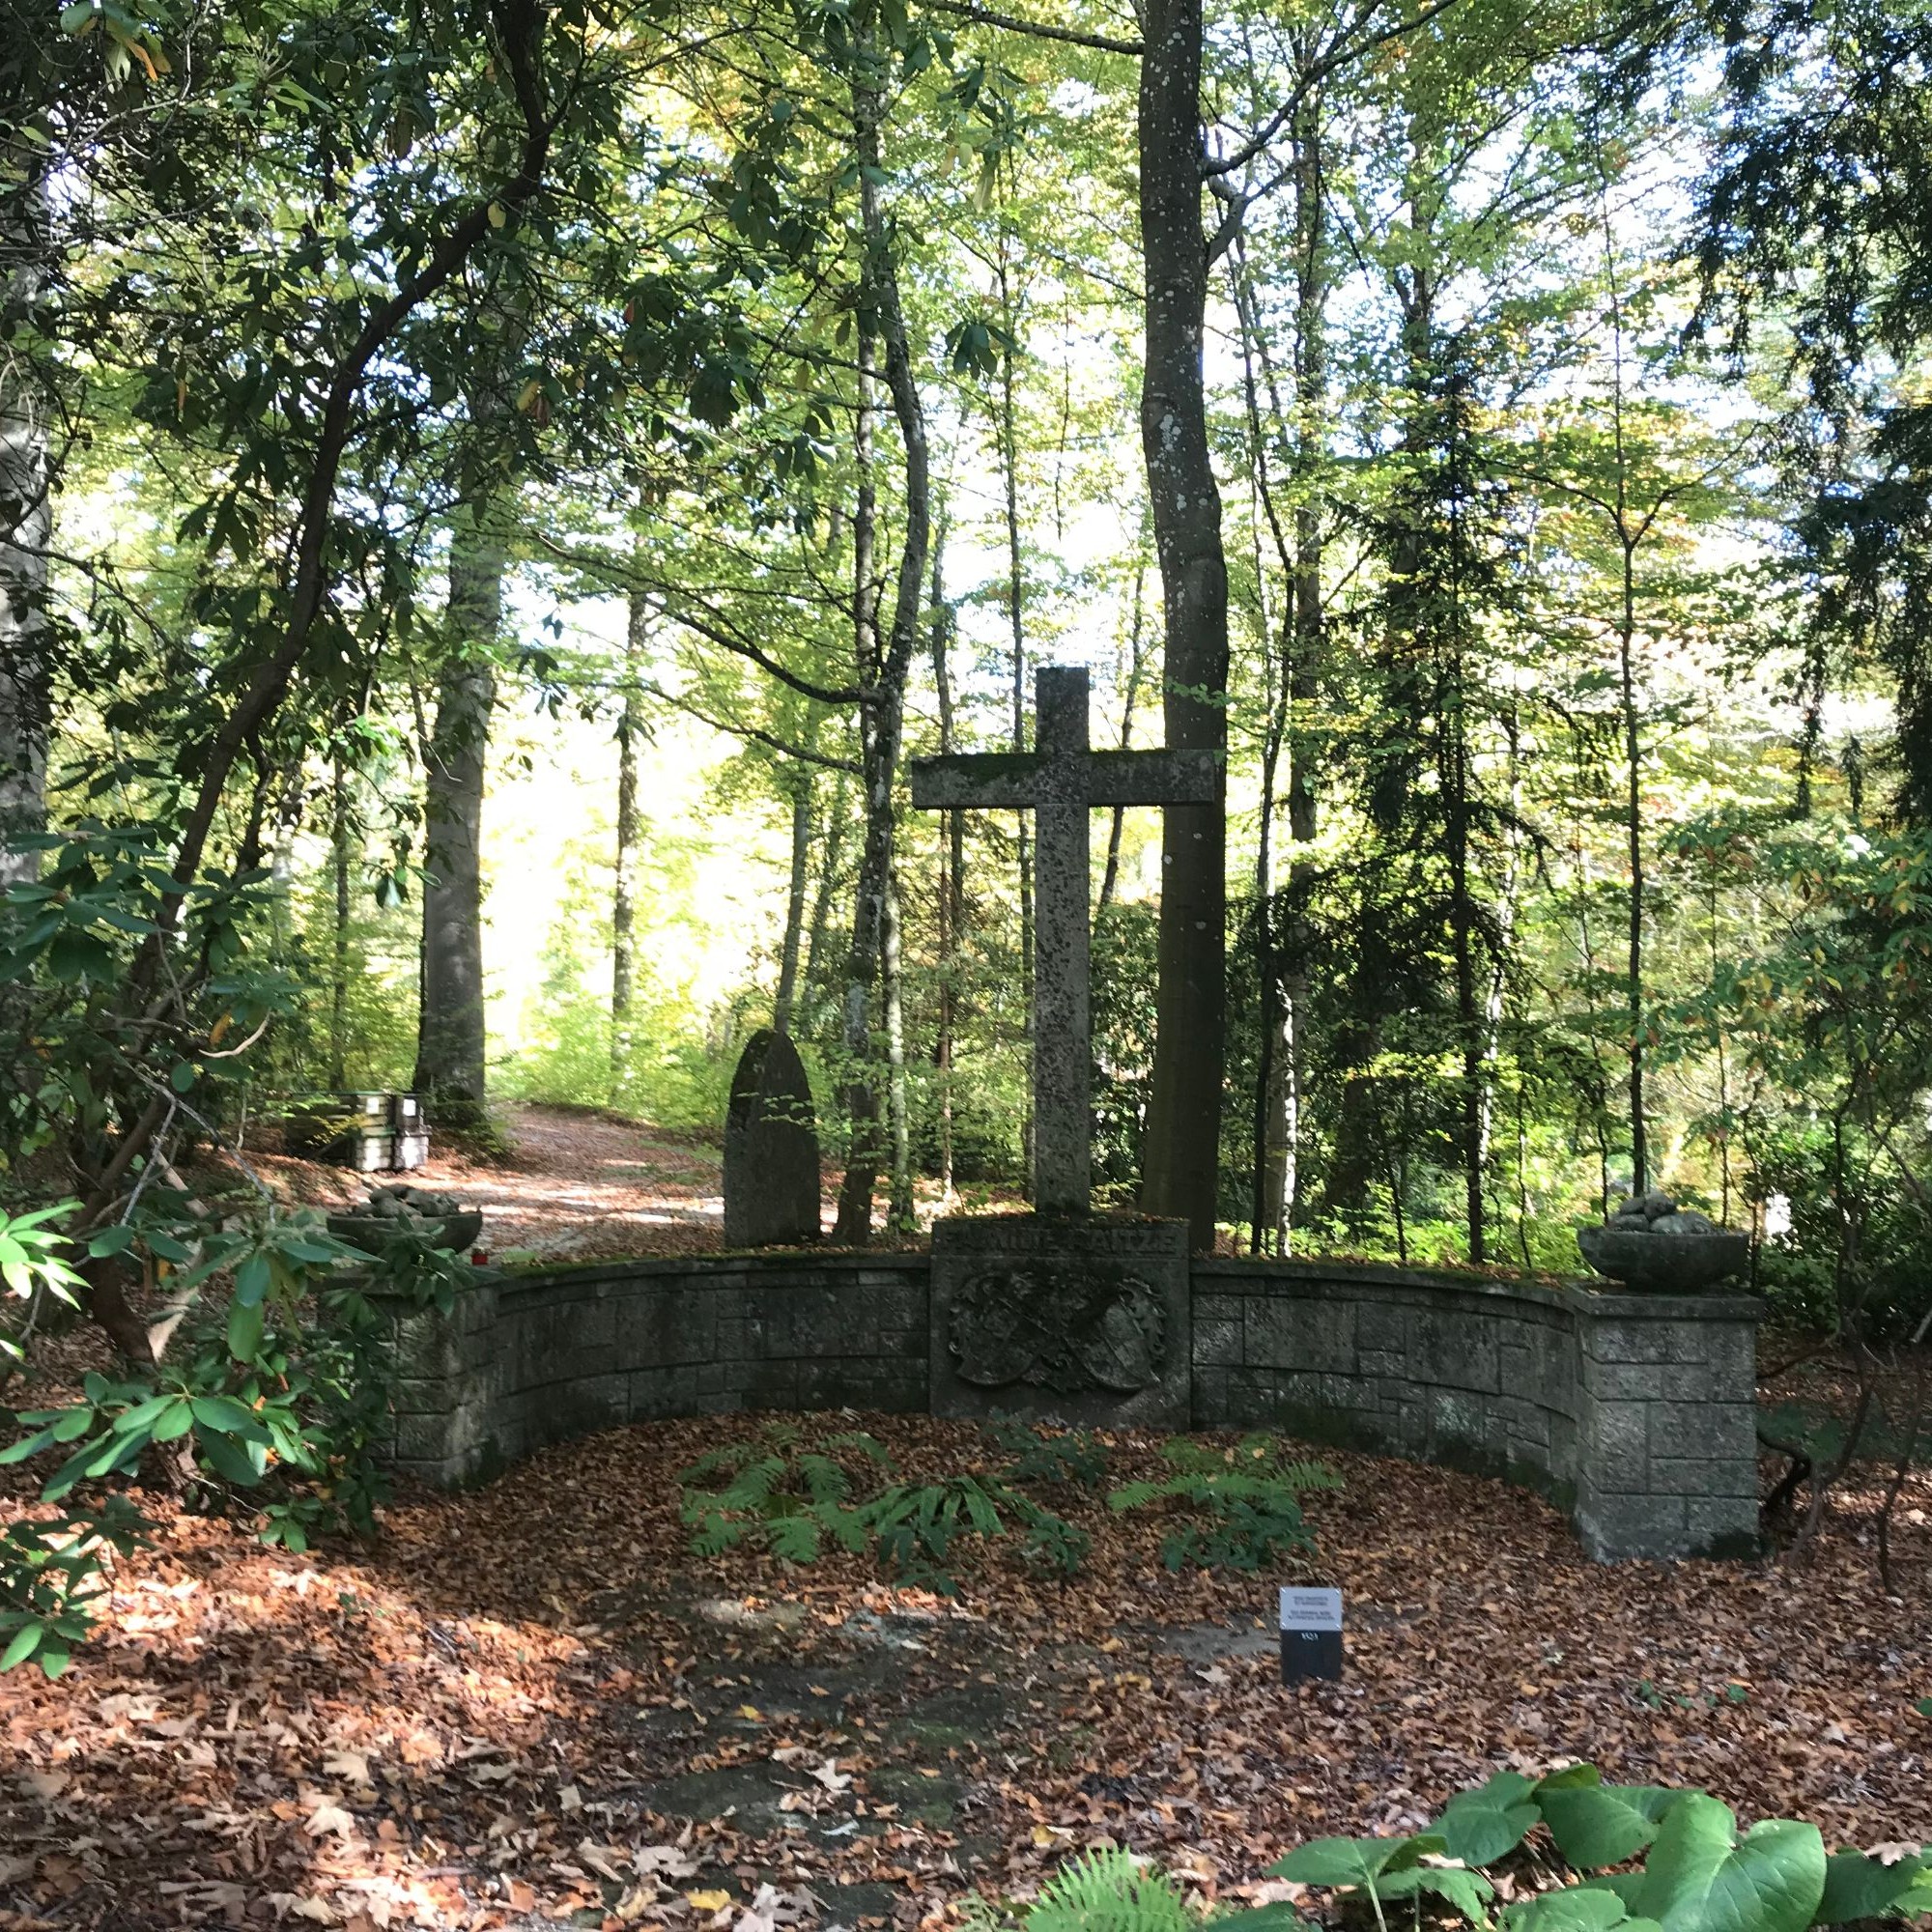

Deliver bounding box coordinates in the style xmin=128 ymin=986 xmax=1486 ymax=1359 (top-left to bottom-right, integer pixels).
xmin=383 ymin=1250 xmax=1760 ymax=1561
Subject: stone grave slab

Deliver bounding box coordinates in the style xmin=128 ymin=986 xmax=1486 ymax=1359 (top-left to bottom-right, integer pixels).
xmin=723 ymin=1029 xmax=820 ymax=1248
xmin=929 ymin=1213 xmax=1191 ymax=1430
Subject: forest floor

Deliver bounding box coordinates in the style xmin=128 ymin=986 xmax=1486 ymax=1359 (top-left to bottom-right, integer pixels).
xmin=0 ymin=1418 xmax=1928 ymax=1932
xmin=6 ymin=1108 xmax=1927 ymax=1930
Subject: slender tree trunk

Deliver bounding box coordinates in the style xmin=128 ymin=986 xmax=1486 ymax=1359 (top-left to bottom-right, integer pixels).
xmin=773 ymin=774 xmax=811 ymax=1037
xmin=612 ymin=582 xmax=646 ymax=1099
xmin=995 ymin=246 xmax=1036 ymax=1193
xmin=329 ymin=749 xmax=352 ymax=1090
xmin=802 ymin=778 xmax=849 ymax=1038
xmin=0 ymin=168 xmax=50 ymax=892
xmin=414 ymin=511 xmax=502 ymax=1131
xmin=1138 ymin=0 xmax=1230 ymax=1251
xmin=1231 ymin=245 xmax=1288 ymax=1258
xmin=929 ymin=512 xmax=962 ymax=1202
xmin=883 ymin=861 xmax=914 ymax=1232
xmin=1098 ymin=556 xmax=1150 ymax=919
xmin=1442 ymin=393 xmax=1486 ymax=1264
xmin=832 ymin=59 xmax=931 ymax=1244
xmin=1618 ymin=533 xmax=1646 ymax=1195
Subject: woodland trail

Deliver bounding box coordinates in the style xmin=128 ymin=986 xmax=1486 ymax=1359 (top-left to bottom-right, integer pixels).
xmin=253 ymin=1102 xmax=739 ymax=1263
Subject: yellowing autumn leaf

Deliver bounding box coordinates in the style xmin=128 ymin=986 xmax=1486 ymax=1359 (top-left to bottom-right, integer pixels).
xmin=736 ymin=1704 xmax=764 ymax=1722
xmin=687 ymin=1889 xmax=734 ymax=1913
xmin=304 ymin=1800 xmax=356 ymax=1838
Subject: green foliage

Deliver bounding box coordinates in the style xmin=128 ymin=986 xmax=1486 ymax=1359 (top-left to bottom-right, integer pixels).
xmin=0 ymin=1498 xmax=151 ymax=1679
xmin=675 ymin=1423 xmax=1090 ymax=1590
xmin=677 ymin=1421 xmax=892 ymax=1564
xmin=1253 ymin=1762 xmax=1932 ymax=1932
xmin=867 ymin=1475 xmax=1092 ymax=1590
xmin=1108 ymin=1435 xmax=1342 ymax=1573
xmin=1536 ymin=1768 xmax=1683 ymax=1868
xmin=1026 ymin=1852 xmax=1196 ymax=1932
xmin=982 ymin=1413 xmax=1111 ymax=1490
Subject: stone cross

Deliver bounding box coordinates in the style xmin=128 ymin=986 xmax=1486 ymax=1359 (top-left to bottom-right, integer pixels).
xmin=909 ymin=666 xmax=1218 ymax=1215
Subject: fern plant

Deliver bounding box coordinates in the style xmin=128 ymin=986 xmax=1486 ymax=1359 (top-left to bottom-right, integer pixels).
xmin=677 ymin=1423 xmax=893 ymax=1564
xmin=868 ymin=1475 xmax=1092 ymax=1592
xmin=983 ymin=1413 xmax=1112 ymax=1491
xmin=1109 ymin=1435 xmax=1341 ymax=1572
xmin=1027 ymin=1852 xmax=1196 ymax=1932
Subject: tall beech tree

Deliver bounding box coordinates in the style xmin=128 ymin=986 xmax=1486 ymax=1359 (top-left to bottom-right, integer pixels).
xmin=1136 ymin=0 xmax=1231 ymax=1253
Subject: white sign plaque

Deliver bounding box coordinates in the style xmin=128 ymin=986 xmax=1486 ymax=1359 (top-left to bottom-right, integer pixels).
xmin=1279 ymin=1586 xmax=1343 ymax=1633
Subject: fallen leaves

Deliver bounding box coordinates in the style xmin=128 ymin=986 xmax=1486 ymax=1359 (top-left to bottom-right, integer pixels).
xmin=0 ymin=1410 xmax=1925 ymax=1932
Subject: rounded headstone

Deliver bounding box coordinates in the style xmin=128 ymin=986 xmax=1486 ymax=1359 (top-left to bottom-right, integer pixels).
xmin=722 ymin=1029 xmax=821 ymax=1249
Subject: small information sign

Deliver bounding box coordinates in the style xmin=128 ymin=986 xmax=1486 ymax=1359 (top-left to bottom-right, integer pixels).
xmin=1278 ymin=1585 xmax=1343 ymax=1684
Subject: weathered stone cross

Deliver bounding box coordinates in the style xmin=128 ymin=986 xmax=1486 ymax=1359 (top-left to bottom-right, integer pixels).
xmin=909 ymin=666 xmax=1218 ymax=1215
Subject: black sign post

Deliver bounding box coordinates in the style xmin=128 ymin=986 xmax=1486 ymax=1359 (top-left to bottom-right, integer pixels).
xmin=1279 ymin=1586 xmax=1343 ymax=1684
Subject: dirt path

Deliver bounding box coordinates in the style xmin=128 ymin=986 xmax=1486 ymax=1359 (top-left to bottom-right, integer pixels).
xmin=248 ymin=1102 xmax=737 ymax=1263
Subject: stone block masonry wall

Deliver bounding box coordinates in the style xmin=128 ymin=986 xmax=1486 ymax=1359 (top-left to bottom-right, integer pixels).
xmin=381 ymin=1256 xmax=928 ymax=1488
xmin=1191 ymin=1261 xmax=1762 ymax=1560
xmin=382 ymin=1250 xmax=1761 ymax=1561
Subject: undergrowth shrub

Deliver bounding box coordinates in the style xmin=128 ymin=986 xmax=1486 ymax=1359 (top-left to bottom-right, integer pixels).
xmin=674 ymin=1422 xmax=1091 ymax=1591
xmin=1108 ymin=1434 xmax=1342 ymax=1572
xmin=985 ymin=1766 xmax=1932 ymax=1932
xmin=675 ymin=1424 xmax=1344 ymax=1589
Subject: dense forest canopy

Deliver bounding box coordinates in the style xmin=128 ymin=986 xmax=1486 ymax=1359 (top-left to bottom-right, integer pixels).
xmin=2 ymin=0 xmax=1931 ymax=1657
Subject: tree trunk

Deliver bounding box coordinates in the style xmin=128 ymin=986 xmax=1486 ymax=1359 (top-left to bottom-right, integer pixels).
xmin=414 ymin=511 xmax=502 ymax=1132
xmin=802 ymin=777 xmax=849 ymax=1039
xmin=996 ymin=245 xmax=1035 ymax=1192
xmin=1137 ymin=0 xmax=1230 ymax=1252
xmin=0 ymin=168 xmax=51 ymax=892
xmin=929 ymin=511 xmax=963 ymax=1202
xmin=773 ymin=774 xmax=812 ymax=1037
xmin=612 ymin=582 xmax=646 ymax=1100
xmin=883 ymin=860 xmax=914 ymax=1233
xmin=1098 ymin=556 xmax=1150 ymax=919
xmin=329 ymin=749 xmax=352 ymax=1090
xmin=831 ymin=59 xmax=931 ymax=1244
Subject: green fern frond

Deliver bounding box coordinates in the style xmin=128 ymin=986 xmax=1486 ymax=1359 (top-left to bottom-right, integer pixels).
xmin=766 ymin=1512 xmax=824 ymax=1563
xmin=821 ymin=1430 xmax=894 ymax=1467
xmin=715 ymin=1455 xmax=785 ymax=1512
xmin=1028 ymin=1850 xmax=1194 ymax=1932
xmin=690 ymin=1512 xmax=748 ymax=1557
xmin=799 ymin=1454 xmax=851 ymax=1504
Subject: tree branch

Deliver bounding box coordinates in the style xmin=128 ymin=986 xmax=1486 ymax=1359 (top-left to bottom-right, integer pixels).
xmin=923 ymin=0 xmax=1141 ymax=56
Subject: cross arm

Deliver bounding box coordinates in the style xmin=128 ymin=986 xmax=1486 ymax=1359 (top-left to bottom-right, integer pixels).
xmin=908 ymin=748 xmax=1220 ymax=810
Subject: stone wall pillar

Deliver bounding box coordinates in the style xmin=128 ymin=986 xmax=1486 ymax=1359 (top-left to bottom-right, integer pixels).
xmin=378 ymin=1278 xmax=501 ymax=1488
xmin=1572 ymin=1291 xmax=1762 ymax=1560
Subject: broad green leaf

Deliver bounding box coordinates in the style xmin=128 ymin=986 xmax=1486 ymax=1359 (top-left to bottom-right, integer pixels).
xmin=1540 ymin=1783 xmax=1685 ymax=1868
xmin=0 ymin=1622 xmax=43 ymax=1670
xmin=1632 ymin=1795 xmax=1825 ymax=1932
xmin=152 ymin=1399 xmax=195 ymax=1442
xmin=1379 ymin=1865 xmax=1496 ymax=1922
xmin=227 ymin=1297 xmax=265 ymax=1361
xmin=112 ymin=1394 xmax=178 ymax=1434
xmin=1270 ymin=1835 xmax=1446 ymax=1889
xmin=1439 ymin=1770 xmax=1541 ymax=1865
xmin=87 ymin=1224 xmax=137 ymax=1259
xmin=1504 ymin=1888 xmax=1633 ymax=1932
xmin=0 ymin=1428 xmax=57 ymax=1464
xmin=235 ymin=1253 xmax=271 ymax=1307
xmin=189 ymin=1395 xmax=270 ymax=1441
xmin=195 ymin=1427 xmax=266 ymax=1487
xmin=1812 ymin=1853 xmax=1930 ymax=1926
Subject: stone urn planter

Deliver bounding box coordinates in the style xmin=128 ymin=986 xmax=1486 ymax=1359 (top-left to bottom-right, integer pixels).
xmin=1577 ymin=1191 xmax=1748 ymax=1293
xmin=327 ymin=1183 xmax=484 ymax=1259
